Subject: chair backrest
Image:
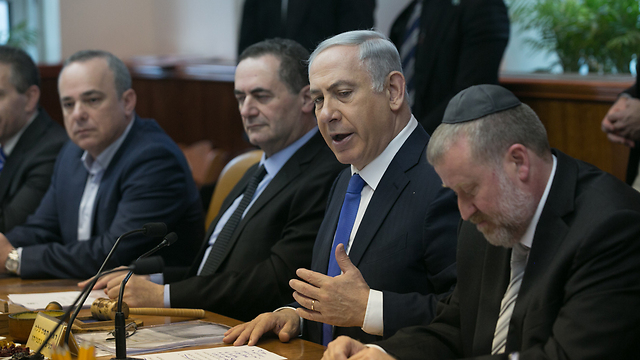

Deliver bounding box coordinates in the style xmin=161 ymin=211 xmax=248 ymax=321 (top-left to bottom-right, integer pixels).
xmin=205 ymin=149 xmax=263 ymax=229
xmin=179 ymin=140 xmax=228 ymax=188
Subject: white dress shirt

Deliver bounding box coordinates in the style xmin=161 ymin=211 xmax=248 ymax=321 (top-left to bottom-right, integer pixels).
xmin=346 ymin=116 xmax=418 ymax=336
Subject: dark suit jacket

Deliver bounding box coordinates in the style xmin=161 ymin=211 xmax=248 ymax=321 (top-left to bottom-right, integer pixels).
xmin=303 ymin=124 xmax=459 ymax=344
xmin=378 ymin=150 xmax=640 ymax=359
xmin=167 ymin=132 xmax=346 ymax=321
xmin=238 ymin=0 xmax=375 ymax=54
xmin=7 ymin=116 xmax=204 ymax=279
xmin=623 ymin=62 xmax=640 ymax=184
xmin=389 ymin=0 xmax=510 ymax=135
xmin=0 ymin=109 xmax=67 ymax=233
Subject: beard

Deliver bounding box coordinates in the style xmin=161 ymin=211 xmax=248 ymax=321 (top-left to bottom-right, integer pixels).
xmin=470 ymin=171 xmax=536 ymax=248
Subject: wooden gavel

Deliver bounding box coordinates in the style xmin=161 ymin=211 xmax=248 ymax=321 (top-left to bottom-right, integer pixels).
xmin=90 ymin=298 xmax=205 ymax=320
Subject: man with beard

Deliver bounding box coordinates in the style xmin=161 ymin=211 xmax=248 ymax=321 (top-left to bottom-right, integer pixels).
xmin=322 ymin=84 xmax=640 ymax=359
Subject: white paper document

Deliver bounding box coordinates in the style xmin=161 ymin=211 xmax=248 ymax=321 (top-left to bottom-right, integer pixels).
xmin=140 ymin=346 xmax=286 ymax=360
xmin=7 ymin=290 xmax=103 ymax=310
xmin=76 ymin=321 xmax=230 ymax=355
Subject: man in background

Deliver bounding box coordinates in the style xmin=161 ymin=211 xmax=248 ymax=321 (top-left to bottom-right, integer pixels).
xmin=389 ymin=0 xmax=510 ymax=134
xmin=238 ymin=0 xmax=375 ymax=54
xmin=0 ymin=50 xmax=204 ymax=279
xmin=88 ymin=38 xmax=346 ymax=322
xmin=325 ymin=84 xmax=640 ymax=359
xmin=601 ymin=62 xmax=640 ymax=190
xmin=224 ymin=30 xmax=459 ymax=346
xmin=0 ymin=46 xmax=67 ymax=233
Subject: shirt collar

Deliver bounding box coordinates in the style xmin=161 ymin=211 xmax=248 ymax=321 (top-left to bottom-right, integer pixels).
xmin=351 ymin=115 xmax=418 ymax=191
xmin=3 ymin=110 xmax=38 ymax=156
xmin=81 ymin=117 xmax=135 ymax=175
xmin=519 ymin=154 xmax=558 ymax=249
xmin=259 ymin=127 xmax=318 ymax=177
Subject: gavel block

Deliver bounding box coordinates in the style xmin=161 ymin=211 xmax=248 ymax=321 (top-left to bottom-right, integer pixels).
xmin=90 ymin=298 xmax=205 ymax=320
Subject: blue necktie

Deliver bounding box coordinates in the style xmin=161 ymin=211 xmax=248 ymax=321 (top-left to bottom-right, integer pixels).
xmin=0 ymin=146 xmax=6 ymax=173
xmin=322 ymin=173 xmax=366 ymax=346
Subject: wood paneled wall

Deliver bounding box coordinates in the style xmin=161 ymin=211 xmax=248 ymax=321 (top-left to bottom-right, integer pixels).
xmin=38 ymin=64 xmax=250 ymax=158
xmin=38 ymin=64 xmax=635 ymax=181
xmin=501 ymin=73 xmax=634 ymax=181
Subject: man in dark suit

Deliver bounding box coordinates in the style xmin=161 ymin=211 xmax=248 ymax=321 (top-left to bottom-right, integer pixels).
xmin=389 ymin=0 xmax=510 ymax=135
xmin=601 ymin=62 xmax=640 ymax=188
xmin=87 ymin=39 xmax=346 ymax=321
xmin=323 ymin=85 xmax=640 ymax=359
xmin=0 ymin=50 xmax=204 ymax=279
xmin=224 ymin=30 xmax=458 ymax=346
xmin=0 ymin=46 xmax=68 ymax=233
xmin=238 ymin=0 xmax=375 ymax=54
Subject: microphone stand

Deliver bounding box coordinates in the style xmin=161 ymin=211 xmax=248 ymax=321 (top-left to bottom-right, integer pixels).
xmin=26 ymin=267 xmax=133 ymax=360
xmin=112 ymin=236 xmax=174 ymax=360
xmin=63 ymin=224 xmax=167 ymax=346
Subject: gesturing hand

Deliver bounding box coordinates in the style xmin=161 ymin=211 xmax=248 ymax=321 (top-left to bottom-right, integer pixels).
xmin=290 ymin=244 xmax=370 ymax=328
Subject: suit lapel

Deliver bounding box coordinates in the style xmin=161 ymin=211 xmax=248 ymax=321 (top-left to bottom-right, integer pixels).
xmin=507 ymin=151 xmax=576 ymax=352
xmin=313 ymin=171 xmax=349 ymax=274
xmin=209 ymin=132 xmax=325 ymax=274
xmin=0 ymin=111 xmax=47 ymax=203
xmin=348 ymin=126 xmax=427 ymax=267
xmin=472 ymin=240 xmax=510 ymax=355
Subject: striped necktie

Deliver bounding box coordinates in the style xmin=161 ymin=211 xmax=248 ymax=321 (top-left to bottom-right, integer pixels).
xmin=491 ymin=243 xmax=529 ymax=354
xmin=400 ymin=0 xmax=423 ymax=107
xmin=199 ymin=165 xmax=267 ymax=276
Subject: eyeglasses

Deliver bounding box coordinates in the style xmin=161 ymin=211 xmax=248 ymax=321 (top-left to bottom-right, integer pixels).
xmin=106 ymin=322 xmax=137 ymax=341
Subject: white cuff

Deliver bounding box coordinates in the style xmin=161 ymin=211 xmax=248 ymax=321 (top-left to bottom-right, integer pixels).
xmin=163 ymin=284 xmax=171 ymax=307
xmin=361 ymin=289 xmax=383 ymax=336
xmin=16 ymin=247 xmax=22 ymax=276
xmin=365 ymin=344 xmax=387 ymax=354
xmin=274 ymin=306 xmax=303 ymax=336
xmin=148 ymin=272 xmax=164 ymax=284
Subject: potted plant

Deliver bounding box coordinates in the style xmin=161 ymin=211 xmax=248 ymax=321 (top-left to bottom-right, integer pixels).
xmin=509 ymin=0 xmax=640 ymax=73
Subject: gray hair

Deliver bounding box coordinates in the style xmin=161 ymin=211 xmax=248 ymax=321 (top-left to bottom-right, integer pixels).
xmin=427 ymin=103 xmax=552 ymax=167
xmin=61 ymin=50 xmax=132 ymax=97
xmin=309 ymin=30 xmax=403 ymax=92
xmin=0 ymin=45 xmax=40 ymax=93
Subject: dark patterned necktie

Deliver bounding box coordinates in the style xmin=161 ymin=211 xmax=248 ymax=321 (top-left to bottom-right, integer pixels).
xmin=199 ymin=165 xmax=267 ymax=276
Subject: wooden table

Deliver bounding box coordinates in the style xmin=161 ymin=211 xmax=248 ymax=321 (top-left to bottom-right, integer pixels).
xmin=0 ymin=276 xmax=325 ymax=360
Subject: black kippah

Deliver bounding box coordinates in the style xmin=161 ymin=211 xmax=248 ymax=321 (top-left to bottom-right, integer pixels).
xmin=442 ymin=84 xmax=522 ymax=124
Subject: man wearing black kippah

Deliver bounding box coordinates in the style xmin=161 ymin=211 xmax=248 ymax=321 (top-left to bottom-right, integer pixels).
xmin=323 ymin=84 xmax=640 ymax=359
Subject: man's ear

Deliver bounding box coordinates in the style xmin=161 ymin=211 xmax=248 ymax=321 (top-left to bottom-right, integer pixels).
xmin=504 ymin=143 xmax=531 ymax=182
xmin=300 ymin=85 xmax=314 ymax=113
xmin=121 ymin=88 xmax=137 ymax=117
xmin=387 ymin=71 xmax=405 ymax=111
xmin=24 ymin=85 xmax=40 ymax=113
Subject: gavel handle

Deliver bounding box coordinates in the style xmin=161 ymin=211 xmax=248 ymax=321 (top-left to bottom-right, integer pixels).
xmin=129 ymin=308 xmax=205 ymax=318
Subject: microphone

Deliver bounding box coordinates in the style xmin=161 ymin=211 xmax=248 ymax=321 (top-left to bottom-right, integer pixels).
xmin=62 ymin=223 xmax=168 ymax=345
xmin=141 ymin=222 xmax=167 ymax=238
xmin=136 ymin=231 xmax=177 ymax=259
xmin=113 ymin=233 xmax=175 ymax=360
xmin=129 ymin=256 xmax=165 ymax=276
xmin=27 ymin=266 xmax=133 ymax=360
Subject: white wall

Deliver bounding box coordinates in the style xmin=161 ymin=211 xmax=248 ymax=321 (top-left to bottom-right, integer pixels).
xmin=59 ymin=0 xmax=240 ymax=61
xmin=55 ymin=0 xmax=544 ymax=73
xmin=374 ymin=0 xmax=413 ymax=36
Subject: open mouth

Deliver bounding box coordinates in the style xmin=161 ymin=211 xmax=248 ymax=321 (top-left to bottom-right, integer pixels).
xmin=331 ymin=133 xmax=353 ymax=142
